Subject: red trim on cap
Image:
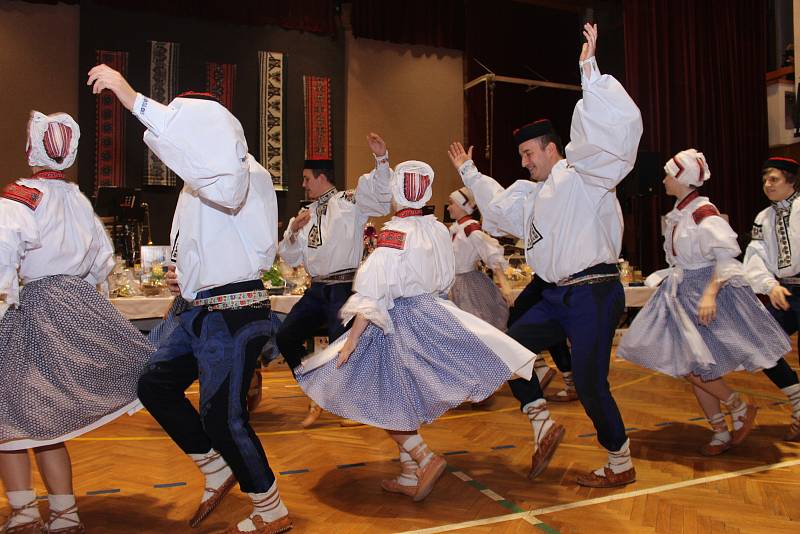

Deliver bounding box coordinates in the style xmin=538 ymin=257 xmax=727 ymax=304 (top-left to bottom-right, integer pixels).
xmin=767 ymin=156 xmax=800 ymax=165
xmin=2 ymin=184 xmax=43 ymax=210
xmin=513 ymin=118 xmax=550 ymax=136
xmin=42 ymin=122 xmax=72 ymax=161
xmin=672 ymin=157 xmax=685 ymax=179
xmin=377 ymin=230 xmax=406 ymax=250
xmin=32 ymin=170 xmax=65 ymax=180
xmin=396 ymin=208 xmax=423 ymax=218
xmin=464 ymin=222 xmax=482 ymax=237
xmin=403 ymin=172 xmax=430 ymax=203
xmin=676 ymin=190 xmax=700 ymax=210
xmin=692 ymin=204 xmax=720 ymax=225
xmin=177 ymin=91 xmax=218 ymax=99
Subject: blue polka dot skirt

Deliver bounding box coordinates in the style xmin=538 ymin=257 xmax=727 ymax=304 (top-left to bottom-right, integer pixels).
xmin=618 ymin=266 xmax=790 ymax=380
xmin=0 ymin=275 xmax=154 ymax=449
xmin=295 ymin=293 xmax=519 ymax=431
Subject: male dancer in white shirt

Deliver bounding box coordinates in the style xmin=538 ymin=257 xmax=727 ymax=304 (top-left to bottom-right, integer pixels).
xmin=448 ymin=23 xmax=642 ymax=488
xmin=89 ymin=65 xmax=291 ymax=534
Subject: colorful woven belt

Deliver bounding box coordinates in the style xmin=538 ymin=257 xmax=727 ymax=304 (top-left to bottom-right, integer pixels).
xmin=193 ymin=289 xmax=271 ymax=311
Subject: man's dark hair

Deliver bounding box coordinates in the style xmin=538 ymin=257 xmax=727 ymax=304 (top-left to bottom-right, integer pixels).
xmin=535 ymin=131 xmax=564 ymax=157
xmin=310 ymin=168 xmax=335 ymax=183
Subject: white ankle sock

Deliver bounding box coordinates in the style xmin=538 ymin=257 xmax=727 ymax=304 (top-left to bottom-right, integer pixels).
xmin=236 ymin=481 xmax=288 ymax=531
xmin=396 ymin=450 xmax=419 ymax=486
xmin=707 ymin=412 xmax=731 ymax=446
xmin=782 ymin=383 xmax=800 ymax=419
xmin=47 ymin=494 xmax=80 ymax=530
xmin=723 ymin=392 xmax=747 ymax=431
xmin=593 ymin=438 xmax=634 ymax=476
xmin=189 ymin=449 xmax=233 ymax=502
xmin=555 ymin=372 xmax=576 ymax=397
xmin=534 ymin=361 xmax=552 ymax=382
xmin=6 ymin=489 xmax=40 ymax=528
xmin=524 ymin=399 xmax=554 ymax=445
xmin=401 ymin=434 xmax=433 ymax=469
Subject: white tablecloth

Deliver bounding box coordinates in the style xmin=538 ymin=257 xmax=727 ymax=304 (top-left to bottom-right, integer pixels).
xmin=111 ymin=294 xmax=303 ymax=321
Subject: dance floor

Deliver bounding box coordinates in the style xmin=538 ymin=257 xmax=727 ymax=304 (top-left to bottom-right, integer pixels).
xmin=3 ymin=344 xmax=800 ymax=533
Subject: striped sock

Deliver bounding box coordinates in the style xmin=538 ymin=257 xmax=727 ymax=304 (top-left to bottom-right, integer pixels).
xmin=189 ymin=449 xmax=233 ymax=503
xmin=237 ymin=481 xmax=288 ymax=531
xmin=782 ymin=383 xmax=800 ymax=419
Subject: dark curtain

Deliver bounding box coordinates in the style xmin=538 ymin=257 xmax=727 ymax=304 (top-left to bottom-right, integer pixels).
xmin=17 ymin=0 xmax=338 ymax=34
xmin=463 ymin=0 xmax=582 ymax=187
xmin=623 ymin=0 xmax=768 ymax=273
xmin=351 ymin=0 xmax=465 ymax=49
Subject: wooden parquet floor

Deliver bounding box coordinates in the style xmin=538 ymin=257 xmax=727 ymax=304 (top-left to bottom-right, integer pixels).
xmin=2 ymin=344 xmax=800 ymax=533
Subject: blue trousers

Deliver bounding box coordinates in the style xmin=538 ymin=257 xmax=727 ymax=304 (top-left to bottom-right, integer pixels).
xmin=509 ymin=277 xmax=572 ymax=372
xmin=507 ymin=279 xmax=628 ymax=451
xmin=276 ymin=281 xmax=353 ymax=370
xmin=137 ymin=281 xmax=276 ymax=493
xmin=762 ymin=286 xmax=800 ymax=389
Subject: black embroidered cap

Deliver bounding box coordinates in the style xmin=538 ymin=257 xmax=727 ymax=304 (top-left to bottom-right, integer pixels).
xmin=303 ymin=159 xmax=334 ymax=171
xmin=513 ymin=119 xmax=554 ymax=146
xmin=763 ymin=157 xmax=800 ymax=175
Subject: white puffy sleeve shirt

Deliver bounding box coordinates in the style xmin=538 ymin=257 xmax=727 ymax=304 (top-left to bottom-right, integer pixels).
xmin=459 ymin=58 xmax=642 ymax=283
xmin=278 ymin=155 xmax=392 ymax=277
xmin=744 ymin=195 xmax=800 ymax=294
xmin=0 ymin=176 xmax=113 ymax=306
xmin=663 ymin=192 xmax=743 ymax=282
xmin=132 ymin=94 xmax=278 ymax=300
xmin=449 ymin=217 xmax=508 ymax=274
xmin=340 ymin=214 xmax=455 ymax=333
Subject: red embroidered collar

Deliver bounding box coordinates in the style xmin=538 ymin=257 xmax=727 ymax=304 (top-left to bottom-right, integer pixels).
xmin=31 ymin=170 xmax=65 ymax=180
xmin=457 ymin=215 xmax=474 ymax=225
xmin=676 ymin=190 xmax=700 ymax=210
xmin=396 ymin=208 xmax=423 ymax=218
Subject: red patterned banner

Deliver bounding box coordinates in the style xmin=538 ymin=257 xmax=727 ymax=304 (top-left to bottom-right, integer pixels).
xmin=303 ymin=75 xmax=332 ymax=160
xmin=206 ymin=63 xmax=236 ymax=112
xmin=95 ymin=50 xmax=128 ymax=192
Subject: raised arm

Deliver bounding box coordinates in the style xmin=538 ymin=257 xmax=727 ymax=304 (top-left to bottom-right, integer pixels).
xmin=565 ymin=23 xmax=643 ymax=190
xmin=88 ymin=64 xmax=250 ymax=210
xmin=353 ymin=133 xmax=393 ymax=217
xmin=448 ymin=142 xmax=534 ymax=239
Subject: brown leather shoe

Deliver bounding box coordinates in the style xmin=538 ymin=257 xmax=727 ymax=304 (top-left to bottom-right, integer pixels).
xmin=224 ymin=514 xmax=293 ymax=534
xmin=247 ymin=371 xmax=263 ymax=412
xmin=545 ymin=388 xmax=579 ymax=402
xmin=699 ymin=440 xmax=731 ymax=456
xmin=413 ymin=455 xmax=447 ymax=502
xmin=576 ymin=466 xmax=636 ymax=488
xmin=784 ymin=414 xmax=800 ymax=441
xmin=4 ymin=499 xmax=44 ymax=534
xmin=45 ymin=524 xmax=85 ymax=534
xmin=4 ymin=520 xmax=45 ymax=534
xmin=189 ymin=473 xmax=237 ymax=527
xmin=730 ymin=404 xmax=758 ymax=445
xmin=301 ymin=401 xmax=323 ymax=428
xmin=45 ymin=504 xmax=85 ymax=534
xmin=536 ymin=367 xmax=557 ymax=391
xmin=380 ymin=478 xmax=417 ymax=497
xmin=528 ymin=423 xmax=565 ymax=480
